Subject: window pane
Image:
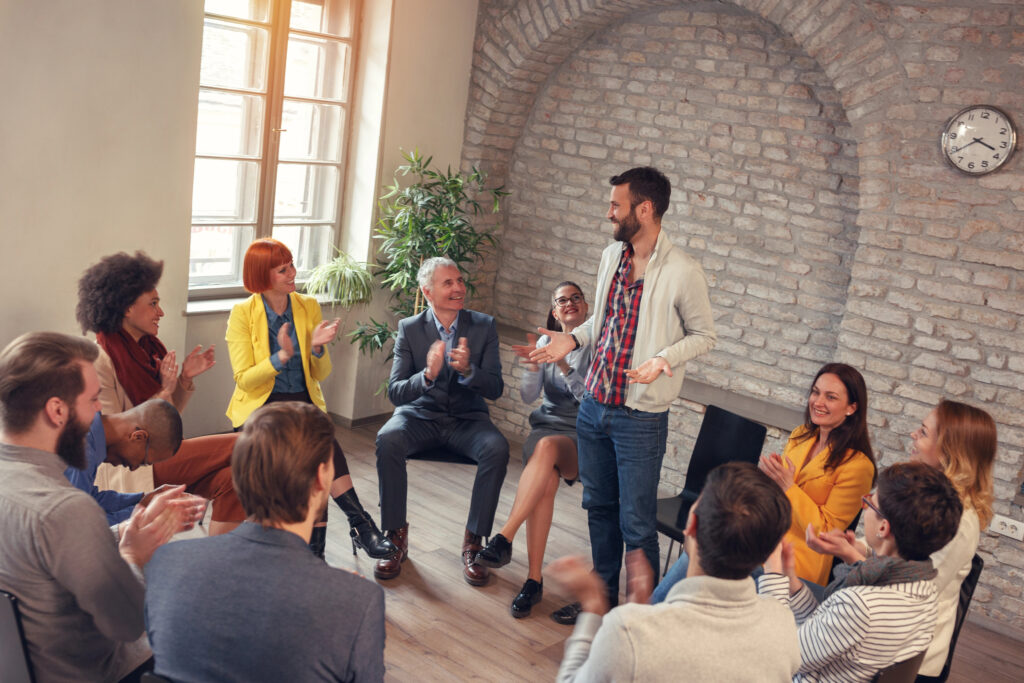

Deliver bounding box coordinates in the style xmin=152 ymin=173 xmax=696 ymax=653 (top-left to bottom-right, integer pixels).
xmin=200 ymin=18 xmax=270 ymax=91
xmin=188 ymin=224 xmax=254 ymax=284
xmin=205 ymin=0 xmax=271 ymax=23
xmin=290 ymin=0 xmax=353 ymax=38
xmin=279 ymin=99 xmax=344 ymax=162
xmin=192 ymin=158 xmax=260 ymax=222
xmin=196 ymin=89 xmax=264 ymax=157
xmin=273 ymin=224 xmax=334 ymax=275
xmin=273 ymin=163 xmax=339 ymax=222
xmin=283 ymin=35 xmax=349 ymax=101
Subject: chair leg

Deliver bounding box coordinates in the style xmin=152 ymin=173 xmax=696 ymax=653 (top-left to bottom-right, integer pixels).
xmin=663 ymin=539 xmax=676 ymax=578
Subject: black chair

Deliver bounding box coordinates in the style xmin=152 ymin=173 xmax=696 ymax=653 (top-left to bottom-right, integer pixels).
xmin=408 ymin=448 xmax=476 ymax=466
xmin=874 ymin=650 xmax=926 ymax=683
xmin=0 ymin=589 xmax=34 ymax=683
xmin=655 ymin=405 xmax=767 ymax=575
xmin=921 ymin=553 xmax=984 ymax=683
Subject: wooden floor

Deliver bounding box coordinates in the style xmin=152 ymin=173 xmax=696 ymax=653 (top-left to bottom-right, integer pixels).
xmin=320 ymin=421 xmax=1023 ymax=682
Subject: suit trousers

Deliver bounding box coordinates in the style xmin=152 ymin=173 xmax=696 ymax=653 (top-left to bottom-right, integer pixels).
xmin=375 ymin=413 xmax=509 ymax=536
xmin=152 ymin=433 xmax=246 ymax=523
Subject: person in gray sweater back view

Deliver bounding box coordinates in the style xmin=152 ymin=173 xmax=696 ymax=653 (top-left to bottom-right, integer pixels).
xmin=144 ymin=402 xmax=385 ymax=682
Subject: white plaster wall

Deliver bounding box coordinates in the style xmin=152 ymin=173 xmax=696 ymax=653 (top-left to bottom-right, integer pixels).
xmin=0 ymin=0 xmax=203 ymax=357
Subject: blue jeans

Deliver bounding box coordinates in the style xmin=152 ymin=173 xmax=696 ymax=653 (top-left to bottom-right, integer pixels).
xmin=577 ymin=396 xmax=667 ymax=604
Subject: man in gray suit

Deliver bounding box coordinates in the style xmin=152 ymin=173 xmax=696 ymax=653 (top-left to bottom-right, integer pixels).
xmin=374 ymin=256 xmax=509 ymax=584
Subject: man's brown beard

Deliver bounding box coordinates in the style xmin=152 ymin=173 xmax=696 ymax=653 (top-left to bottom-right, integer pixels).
xmin=56 ymin=407 xmax=90 ymax=471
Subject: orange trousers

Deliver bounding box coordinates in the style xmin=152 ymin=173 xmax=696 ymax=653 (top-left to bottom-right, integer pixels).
xmin=152 ymin=433 xmax=245 ymax=522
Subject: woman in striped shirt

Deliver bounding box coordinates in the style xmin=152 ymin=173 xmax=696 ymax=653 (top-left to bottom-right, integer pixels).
xmin=759 ymin=462 xmax=962 ymax=682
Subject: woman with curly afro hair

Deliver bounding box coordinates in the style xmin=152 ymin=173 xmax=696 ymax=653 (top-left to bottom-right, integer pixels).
xmin=76 ymin=251 xmax=245 ymax=535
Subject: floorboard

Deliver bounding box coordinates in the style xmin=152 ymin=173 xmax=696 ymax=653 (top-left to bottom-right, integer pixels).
xmin=313 ymin=422 xmax=1023 ymax=682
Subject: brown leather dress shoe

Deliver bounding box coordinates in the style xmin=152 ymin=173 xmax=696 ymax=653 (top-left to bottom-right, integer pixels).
xmin=373 ymin=523 xmax=409 ymax=580
xmin=462 ymin=529 xmax=490 ymax=586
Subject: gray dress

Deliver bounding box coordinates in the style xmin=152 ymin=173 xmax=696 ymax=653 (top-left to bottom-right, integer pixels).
xmin=520 ymin=335 xmax=592 ymax=478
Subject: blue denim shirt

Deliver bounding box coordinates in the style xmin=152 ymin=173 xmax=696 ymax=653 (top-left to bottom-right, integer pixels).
xmin=64 ymin=411 xmax=144 ymax=525
xmin=264 ymin=295 xmax=323 ymax=394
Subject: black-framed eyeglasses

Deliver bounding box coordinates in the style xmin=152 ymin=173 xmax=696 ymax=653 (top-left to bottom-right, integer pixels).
xmin=553 ymin=294 xmax=584 ymax=308
xmin=861 ymin=494 xmax=885 ymax=519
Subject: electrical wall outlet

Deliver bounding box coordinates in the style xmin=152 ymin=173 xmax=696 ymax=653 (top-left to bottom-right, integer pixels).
xmin=989 ymin=514 xmax=1024 ymax=541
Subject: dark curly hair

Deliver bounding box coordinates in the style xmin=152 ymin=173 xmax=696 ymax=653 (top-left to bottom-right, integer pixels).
xmin=76 ymin=252 xmax=164 ymax=334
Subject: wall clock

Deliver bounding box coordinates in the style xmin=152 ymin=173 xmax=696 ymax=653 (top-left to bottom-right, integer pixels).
xmin=940 ymin=105 xmax=1017 ymax=175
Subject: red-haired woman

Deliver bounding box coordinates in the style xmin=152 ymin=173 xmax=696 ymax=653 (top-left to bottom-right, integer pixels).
xmin=226 ymin=238 xmax=395 ymax=560
xmin=77 ymin=251 xmax=244 ymax=535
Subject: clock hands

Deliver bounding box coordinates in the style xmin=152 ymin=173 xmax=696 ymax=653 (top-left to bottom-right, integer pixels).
xmin=954 ymin=138 xmax=996 ymax=153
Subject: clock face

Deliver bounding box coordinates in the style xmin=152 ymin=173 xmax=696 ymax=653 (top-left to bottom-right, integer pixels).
xmin=941 ymin=105 xmax=1017 ymax=175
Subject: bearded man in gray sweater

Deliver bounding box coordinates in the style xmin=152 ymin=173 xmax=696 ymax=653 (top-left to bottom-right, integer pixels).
xmin=550 ymin=462 xmax=801 ymax=682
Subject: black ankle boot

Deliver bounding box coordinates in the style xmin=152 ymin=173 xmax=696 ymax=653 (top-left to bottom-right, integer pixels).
xmin=309 ymin=525 xmax=326 ymax=559
xmin=334 ymin=489 xmax=397 ymax=559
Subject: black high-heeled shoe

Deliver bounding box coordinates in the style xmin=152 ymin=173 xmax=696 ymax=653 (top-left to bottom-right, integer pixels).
xmin=334 ymin=489 xmax=398 ymax=559
xmin=309 ymin=525 xmax=327 ymax=559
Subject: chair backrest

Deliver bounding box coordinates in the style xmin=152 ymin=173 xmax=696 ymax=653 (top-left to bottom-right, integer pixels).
xmin=0 ymin=589 xmax=34 ymax=683
xmin=682 ymin=405 xmax=767 ymax=494
xmin=936 ymin=553 xmax=984 ymax=681
xmin=873 ymin=650 xmax=925 ymax=683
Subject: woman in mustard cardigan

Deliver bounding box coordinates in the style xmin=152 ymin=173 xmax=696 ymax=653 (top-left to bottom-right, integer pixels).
xmin=757 ymin=362 xmax=876 ymax=586
xmin=226 ymin=238 xmax=395 ymax=560
xmin=650 ymin=362 xmax=875 ymax=604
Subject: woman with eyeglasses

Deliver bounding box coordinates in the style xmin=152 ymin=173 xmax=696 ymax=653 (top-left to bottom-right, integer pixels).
xmin=651 ymin=362 xmax=876 ymax=603
xmin=474 ymin=282 xmax=592 ymax=618
xmin=759 ymin=462 xmax=963 ymax=682
xmin=808 ymin=399 xmax=996 ymax=680
xmin=76 ymin=251 xmax=245 ymax=535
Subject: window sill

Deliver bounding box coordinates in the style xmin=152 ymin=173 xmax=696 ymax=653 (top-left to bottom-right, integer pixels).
xmin=185 ymin=297 xmax=250 ymax=316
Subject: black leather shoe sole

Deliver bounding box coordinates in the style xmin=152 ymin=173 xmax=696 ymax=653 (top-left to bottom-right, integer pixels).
xmin=550 ymin=601 xmax=582 ymax=625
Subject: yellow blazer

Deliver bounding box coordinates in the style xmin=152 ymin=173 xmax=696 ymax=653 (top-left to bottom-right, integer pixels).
xmin=225 ymin=292 xmax=332 ymax=428
xmin=782 ymin=426 xmax=875 ymax=585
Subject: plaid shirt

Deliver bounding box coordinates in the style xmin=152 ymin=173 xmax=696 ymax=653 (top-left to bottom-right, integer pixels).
xmin=586 ymin=244 xmax=644 ymax=406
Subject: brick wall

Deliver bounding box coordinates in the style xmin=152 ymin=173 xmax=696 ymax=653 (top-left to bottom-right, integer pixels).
xmin=465 ymin=0 xmax=1024 ymax=635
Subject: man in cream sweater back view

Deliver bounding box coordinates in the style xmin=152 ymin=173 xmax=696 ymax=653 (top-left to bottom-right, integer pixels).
xmin=550 ymin=462 xmax=800 ymax=682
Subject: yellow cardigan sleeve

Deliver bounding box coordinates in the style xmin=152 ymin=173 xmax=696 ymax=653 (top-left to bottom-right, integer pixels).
xmin=785 ymin=448 xmax=874 ymax=536
xmin=298 ymin=295 xmax=332 ymax=383
xmin=225 ymin=298 xmax=279 ymax=393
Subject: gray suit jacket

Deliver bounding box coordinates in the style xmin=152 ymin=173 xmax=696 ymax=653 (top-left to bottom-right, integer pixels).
xmin=145 ymin=522 xmax=385 ymax=682
xmin=387 ymin=308 xmax=504 ymax=420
